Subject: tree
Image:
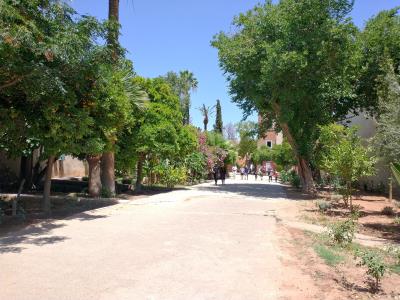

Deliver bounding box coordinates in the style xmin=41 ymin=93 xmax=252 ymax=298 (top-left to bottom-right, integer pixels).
xmin=271 ymin=141 xmax=297 ymax=171
xmin=212 ymin=0 xmax=359 ymax=193
xmin=371 ymin=56 xmax=400 ymax=166
xmin=214 ymin=99 xmax=223 ymax=134
xmin=224 ymin=122 xmax=237 ymax=141
xmin=0 ymin=0 xmax=108 ymax=211
xmin=164 ymin=70 xmax=198 ymax=125
xmin=356 ymin=7 xmax=400 ymax=114
xmin=197 ymin=104 xmax=214 ymax=131
xmin=319 ymin=124 xmax=375 ymax=209
xmin=253 ymin=146 xmax=273 ymax=166
xmin=122 ymin=77 xmax=182 ymax=190
xmin=100 ymin=0 xmax=121 ymax=196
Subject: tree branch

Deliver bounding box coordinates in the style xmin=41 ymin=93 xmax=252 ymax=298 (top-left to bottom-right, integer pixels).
xmin=0 ymin=76 xmax=24 ymax=91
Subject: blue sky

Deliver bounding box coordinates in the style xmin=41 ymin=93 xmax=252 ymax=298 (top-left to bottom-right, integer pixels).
xmin=70 ymin=0 xmax=400 ymax=129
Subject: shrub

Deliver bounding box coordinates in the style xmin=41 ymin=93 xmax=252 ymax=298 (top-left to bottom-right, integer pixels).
xmin=328 ymin=218 xmax=357 ymax=246
xmin=381 ymin=206 xmax=396 ymax=216
xmin=82 ymin=176 xmax=89 ymax=182
xmin=355 ymin=250 xmax=387 ymax=290
xmin=289 ymin=172 xmax=301 ymax=188
xmin=316 ymin=200 xmax=332 ymax=212
xmin=395 ymin=217 xmax=400 ymax=225
xmin=157 ymin=165 xmax=187 ymax=188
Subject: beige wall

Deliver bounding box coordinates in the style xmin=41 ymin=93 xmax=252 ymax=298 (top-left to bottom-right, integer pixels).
xmin=53 ymin=156 xmax=88 ymax=178
xmin=347 ymin=112 xmax=399 ymax=195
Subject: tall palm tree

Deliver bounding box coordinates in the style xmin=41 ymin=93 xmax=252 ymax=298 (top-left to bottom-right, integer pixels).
xmin=179 ymin=70 xmax=198 ymax=125
xmin=197 ymin=104 xmax=214 ymax=132
xmin=100 ymin=0 xmax=120 ymax=195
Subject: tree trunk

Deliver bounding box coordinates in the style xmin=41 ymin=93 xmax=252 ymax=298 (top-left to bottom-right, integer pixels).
xmin=101 ymin=152 xmax=115 ymax=196
xmin=19 ymin=154 xmax=33 ymax=191
xmin=87 ymin=155 xmax=102 ymax=197
xmin=204 ymin=120 xmax=208 ymax=132
xmin=271 ymin=102 xmax=316 ymax=194
xmin=43 ymin=156 xmax=55 ymax=214
xmin=135 ymin=154 xmax=145 ymax=192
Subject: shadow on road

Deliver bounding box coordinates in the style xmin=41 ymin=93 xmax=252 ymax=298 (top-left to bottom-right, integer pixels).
xmin=0 ymin=212 xmax=108 ymax=254
xmin=196 ymin=182 xmax=313 ymax=201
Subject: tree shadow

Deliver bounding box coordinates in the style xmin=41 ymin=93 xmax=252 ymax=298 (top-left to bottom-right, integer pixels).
xmin=196 ymin=182 xmax=313 ymax=201
xmin=0 ymin=212 xmax=108 ymax=254
xmin=361 ymin=223 xmax=400 ymax=242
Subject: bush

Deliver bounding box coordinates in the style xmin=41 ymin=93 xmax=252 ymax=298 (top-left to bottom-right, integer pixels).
xmin=82 ymin=176 xmax=89 ymax=182
xmin=381 ymin=206 xmax=396 ymax=216
xmin=355 ymin=250 xmax=387 ymax=290
xmin=280 ymin=170 xmax=301 ymax=188
xmin=289 ymin=172 xmax=301 ymax=188
xmin=157 ymin=165 xmax=187 ymax=188
xmin=328 ymin=218 xmax=357 ymax=246
xmin=316 ymin=200 xmax=332 ymax=212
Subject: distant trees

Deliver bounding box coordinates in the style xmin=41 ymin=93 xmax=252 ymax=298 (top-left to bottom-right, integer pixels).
xmin=164 ymin=70 xmax=198 ymax=125
xmin=198 ymin=104 xmax=214 ymax=132
xmin=214 ymin=100 xmax=223 ymax=134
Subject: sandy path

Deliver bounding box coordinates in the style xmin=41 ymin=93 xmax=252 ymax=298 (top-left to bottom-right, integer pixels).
xmin=0 ymin=179 xmax=319 ymax=300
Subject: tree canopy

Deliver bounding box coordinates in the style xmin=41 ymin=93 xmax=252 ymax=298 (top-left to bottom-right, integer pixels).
xmin=212 ymin=0 xmax=361 ymax=192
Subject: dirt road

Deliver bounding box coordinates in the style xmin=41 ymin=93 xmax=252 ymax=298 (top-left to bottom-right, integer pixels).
xmin=1 ymin=179 xmax=319 ymax=300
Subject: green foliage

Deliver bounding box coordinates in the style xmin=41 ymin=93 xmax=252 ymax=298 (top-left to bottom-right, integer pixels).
xmin=391 ymin=163 xmax=400 ymax=185
xmin=328 ymin=218 xmax=357 ymax=246
xmin=318 ymin=124 xmax=375 ymax=208
xmin=212 ymin=0 xmax=359 ymax=188
xmin=163 ymin=70 xmax=198 ymax=125
xmin=253 ymin=146 xmax=273 ymax=165
xmin=185 ymin=152 xmax=207 ymax=182
xmin=314 ymin=244 xmax=344 ymax=266
xmin=316 ymin=200 xmax=332 ymax=213
xmin=357 ymin=7 xmax=400 ymax=113
xmin=280 ymin=170 xmax=300 ymax=188
xmin=214 ymin=99 xmax=223 ymax=134
xmin=155 ymin=163 xmax=187 ymax=188
xmin=355 ymin=250 xmax=387 ymax=290
xmin=271 ymin=141 xmax=296 ymax=170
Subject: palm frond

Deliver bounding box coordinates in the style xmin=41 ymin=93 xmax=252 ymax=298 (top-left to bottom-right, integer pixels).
xmin=390 ymin=162 xmax=400 ymax=185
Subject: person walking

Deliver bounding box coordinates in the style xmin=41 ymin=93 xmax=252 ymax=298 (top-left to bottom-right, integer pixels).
xmin=244 ymin=166 xmax=249 ymax=180
xmin=274 ymin=171 xmax=279 ymax=183
xmin=240 ymin=167 xmax=244 ymax=180
xmin=232 ymin=165 xmax=237 ymax=179
xmin=220 ymin=165 xmax=227 ymax=185
xmin=213 ymin=164 xmax=219 ymax=185
xmin=267 ymin=169 xmax=273 ymax=182
xmin=254 ymin=166 xmax=258 ymax=181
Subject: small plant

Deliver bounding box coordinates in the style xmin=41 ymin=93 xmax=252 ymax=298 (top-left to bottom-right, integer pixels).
xmin=82 ymin=176 xmax=89 ymax=182
xmin=289 ymin=171 xmax=301 ymax=188
xmin=314 ymin=244 xmax=344 ymax=266
xmin=355 ymin=250 xmax=387 ymax=291
xmin=394 ymin=217 xmax=400 ymax=225
xmin=328 ymin=218 xmax=357 ymax=246
xmin=381 ymin=206 xmax=396 ymax=216
xmin=351 ymin=205 xmax=362 ymax=220
xmin=316 ymin=200 xmax=332 ymax=213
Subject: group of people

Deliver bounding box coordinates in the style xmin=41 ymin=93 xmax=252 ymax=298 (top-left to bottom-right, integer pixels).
xmin=212 ymin=164 xmax=279 ymax=185
xmin=232 ymin=165 xmax=278 ymax=182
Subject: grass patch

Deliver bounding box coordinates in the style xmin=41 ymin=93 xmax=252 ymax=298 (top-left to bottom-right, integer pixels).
xmin=314 ymin=243 xmax=345 ymax=266
xmin=390 ymin=264 xmax=400 ymax=274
